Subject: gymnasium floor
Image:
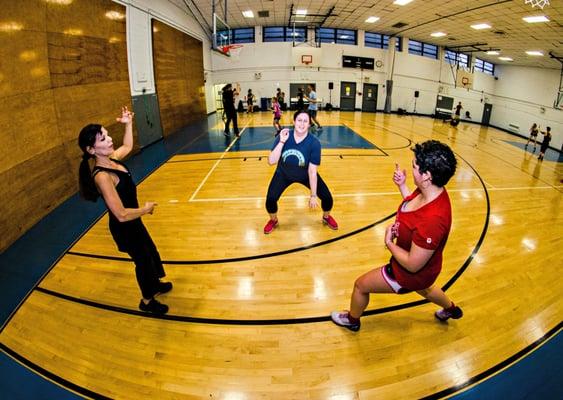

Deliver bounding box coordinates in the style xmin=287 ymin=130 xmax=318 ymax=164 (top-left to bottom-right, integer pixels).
xmin=0 ymin=111 xmax=561 ymax=399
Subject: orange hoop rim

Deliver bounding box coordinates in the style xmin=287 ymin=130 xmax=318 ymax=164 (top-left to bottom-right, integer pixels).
xmin=221 ymin=44 xmax=244 ymax=54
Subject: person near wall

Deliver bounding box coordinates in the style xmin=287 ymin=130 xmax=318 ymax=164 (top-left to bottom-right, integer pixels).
xmin=78 ymin=107 xmax=172 ymax=314
xmin=525 ymin=123 xmax=540 ymax=153
xmin=449 ymin=102 xmax=463 ymax=127
xmin=305 ymin=84 xmax=322 ymax=131
xmin=263 ymin=110 xmax=338 ymax=234
xmin=246 ymin=88 xmax=255 ymax=113
xmin=296 ymin=88 xmax=305 ymax=111
xmin=222 ymin=83 xmax=240 ymax=137
xmin=331 ymin=140 xmax=462 ymax=331
xmin=272 ymin=96 xmax=282 ymax=136
xmin=538 ymin=126 xmax=552 ymax=161
xmin=281 ymin=91 xmax=287 ymax=111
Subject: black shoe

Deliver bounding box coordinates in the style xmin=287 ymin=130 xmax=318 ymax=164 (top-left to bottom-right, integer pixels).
xmin=139 ymin=298 xmax=169 ymax=314
xmin=435 ymin=306 xmax=463 ymax=321
xmin=235 ymin=132 xmax=240 ymax=137
xmin=156 ymin=281 xmax=173 ymax=295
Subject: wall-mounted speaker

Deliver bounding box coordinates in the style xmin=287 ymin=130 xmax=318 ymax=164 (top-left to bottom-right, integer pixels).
xmin=414 ymin=90 xmax=420 ymax=98
xmin=328 ymin=82 xmax=334 ymax=90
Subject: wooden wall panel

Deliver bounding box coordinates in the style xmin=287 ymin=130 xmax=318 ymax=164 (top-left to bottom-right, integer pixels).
xmin=0 ymin=0 xmax=131 ymax=251
xmin=152 ymin=20 xmax=206 ymax=137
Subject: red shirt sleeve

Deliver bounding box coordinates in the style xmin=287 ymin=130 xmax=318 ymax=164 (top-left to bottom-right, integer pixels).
xmin=411 ymin=216 xmax=448 ymax=250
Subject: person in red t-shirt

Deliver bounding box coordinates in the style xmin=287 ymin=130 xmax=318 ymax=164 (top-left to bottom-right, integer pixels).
xmin=331 ymin=140 xmax=462 ymax=331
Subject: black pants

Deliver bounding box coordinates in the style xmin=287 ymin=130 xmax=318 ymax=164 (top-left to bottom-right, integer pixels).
xmin=126 ymin=237 xmax=165 ymax=299
xmin=224 ymin=110 xmax=239 ymax=134
xmin=266 ymin=170 xmax=333 ymax=214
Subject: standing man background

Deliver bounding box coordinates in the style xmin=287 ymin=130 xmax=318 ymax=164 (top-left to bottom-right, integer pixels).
xmin=222 ymin=83 xmax=240 ymax=137
xmin=306 ymin=84 xmax=322 ymax=131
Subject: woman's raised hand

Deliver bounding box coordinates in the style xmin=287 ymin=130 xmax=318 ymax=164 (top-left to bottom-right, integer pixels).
xmin=116 ymin=106 xmax=134 ymax=124
xmin=393 ymin=163 xmax=406 ymax=186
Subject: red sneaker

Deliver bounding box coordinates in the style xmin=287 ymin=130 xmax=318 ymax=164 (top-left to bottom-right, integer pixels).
xmin=323 ymin=215 xmax=338 ymax=230
xmin=263 ymin=219 xmax=279 ymax=234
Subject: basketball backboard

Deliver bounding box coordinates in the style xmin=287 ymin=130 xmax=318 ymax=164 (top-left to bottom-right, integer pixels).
xmin=213 ymin=13 xmax=231 ymax=56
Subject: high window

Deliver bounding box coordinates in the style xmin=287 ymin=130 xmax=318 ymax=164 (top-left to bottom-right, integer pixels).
xmin=408 ymin=40 xmax=438 ymax=59
xmin=316 ymin=28 xmax=357 ymax=45
xmin=263 ymin=26 xmax=306 ymax=42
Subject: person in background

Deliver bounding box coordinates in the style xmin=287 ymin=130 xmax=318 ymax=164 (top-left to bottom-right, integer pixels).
xmin=280 ymin=91 xmax=287 ymax=111
xmin=525 ymin=123 xmax=539 ymax=153
xmin=538 ymin=126 xmax=552 ymax=161
xmin=78 ymin=107 xmax=172 ymax=315
xmin=296 ymin=88 xmax=305 ymax=111
xmin=246 ymin=88 xmax=255 ymax=113
xmin=331 ymin=140 xmax=461 ymax=331
xmin=272 ymin=96 xmax=282 ymax=136
xmin=305 ymin=84 xmax=322 ymax=131
xmin=222 ymin=83 xmax=240 ymax=137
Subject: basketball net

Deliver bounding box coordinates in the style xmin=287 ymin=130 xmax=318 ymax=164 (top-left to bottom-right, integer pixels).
xmin=221 ymin=44 xmax=243 ymax=60
xmin=524 ymin=0 xmax=550 ymax=9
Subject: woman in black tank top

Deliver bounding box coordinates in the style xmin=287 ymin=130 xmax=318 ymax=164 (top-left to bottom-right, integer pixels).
xmin=78 ymin=107 xmax=172 ymax=314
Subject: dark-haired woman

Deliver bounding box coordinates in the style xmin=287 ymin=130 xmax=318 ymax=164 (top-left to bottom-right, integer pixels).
xmin=525 ymin=123 xmax=539 ymax=152
xmin=78 ymin=107 xmax=172 ymax=314
xmin=332 ymin=140 xmax=462 ymax=331
xmin=264 ymin=110 xmax=338 ymax=234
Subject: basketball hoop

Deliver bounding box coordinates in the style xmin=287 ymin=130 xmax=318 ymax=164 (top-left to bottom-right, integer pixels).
xmin=220 ymin=44 xmax=243 ymax=57
xmin=301 ymin=55 xmax=313 ymax=66
xmin=525 ymin=0 xmax=550 ymax=9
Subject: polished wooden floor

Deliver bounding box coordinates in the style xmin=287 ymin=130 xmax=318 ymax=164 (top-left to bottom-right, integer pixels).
xmin=1 ymin=112 xmax=561 ymax=399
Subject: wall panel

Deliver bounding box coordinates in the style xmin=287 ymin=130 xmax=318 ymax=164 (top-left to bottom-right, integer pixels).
xmin=0 ymin=0 xmax=131 ymax=251
xmin=152 ymin=20 xmax=205 ymax=137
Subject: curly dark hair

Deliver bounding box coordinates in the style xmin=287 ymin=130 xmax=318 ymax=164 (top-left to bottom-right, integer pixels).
xmin=412 ymin=140 xmax=457 ymax=187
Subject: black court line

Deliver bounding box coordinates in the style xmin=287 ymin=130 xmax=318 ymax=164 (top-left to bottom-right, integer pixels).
xmin=1 ymin=125 xmax=526 ymax=400
xmin=354 ymin=118 xmax=413 ymax=151
xmin=0 ymin=342 xmax=111 ymax=400
xmin=419 ymin=322 xmax=562 ymax=400
xmin=54 ymin=150 xmax=490 ymax=323
xmin=67 ymin=213 xmax=397 ymax=264
xmin=340 ymin=122 xmax=390 ymax=155
xmin=1 ymin=319 xmax=560 ymax=400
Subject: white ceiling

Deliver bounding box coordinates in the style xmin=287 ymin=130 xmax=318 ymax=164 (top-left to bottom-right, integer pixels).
xmin=177 ymin=0 xmax=562 ymax=69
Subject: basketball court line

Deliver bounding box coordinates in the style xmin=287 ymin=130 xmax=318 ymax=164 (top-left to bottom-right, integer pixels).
xmin=188 ymin=186 xmax=558 ymax=203
xmin=188 ymin=122 xmax=250 ymax=202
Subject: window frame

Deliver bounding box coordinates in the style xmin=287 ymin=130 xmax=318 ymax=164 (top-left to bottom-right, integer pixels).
xmin=445 ymin=50 xmax=469 ymax=68
xmin=316 ymin=27 xmax=357 ymax=45
xmin=474 ymin=57 xmax=495 ymax=75
xmin=408 ymin=39 xmax=438 ymax=59
xmin=365 ymin=32 xmax=402 ymax=51
xmin=263 ymin=26 xmax=307 ymax=43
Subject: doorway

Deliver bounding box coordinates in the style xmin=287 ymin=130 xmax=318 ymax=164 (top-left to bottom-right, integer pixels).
xmin=340 ymin=82 xmax=356 ymax=111
xmin=361 ymin=83 xmax=378 ymax=112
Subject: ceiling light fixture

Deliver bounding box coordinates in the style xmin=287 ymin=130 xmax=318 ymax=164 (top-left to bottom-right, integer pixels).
xmin=393 ymin=0 xmax=414 ymax=5
xmin=522 ymin=15 xmax=549 ymax=23
xmin=498 ymin=56 xmax=513 ymax=61
xmin=430 ymin=32 xmax=447 ymax=37
xmin=486 ymin=51 xmax=500 ymax=55
xmin=296 ymin=9 xmax=307 ymax=16
xmin=471 ymin=23 xmax=491 ymax=30
xmin=526 ymin=50 xmax=544 ymax=56
xmin=242 ymin=10 xmax=254 ymax=18
xmin=366 ymin=16 xmax=379 ymax=23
